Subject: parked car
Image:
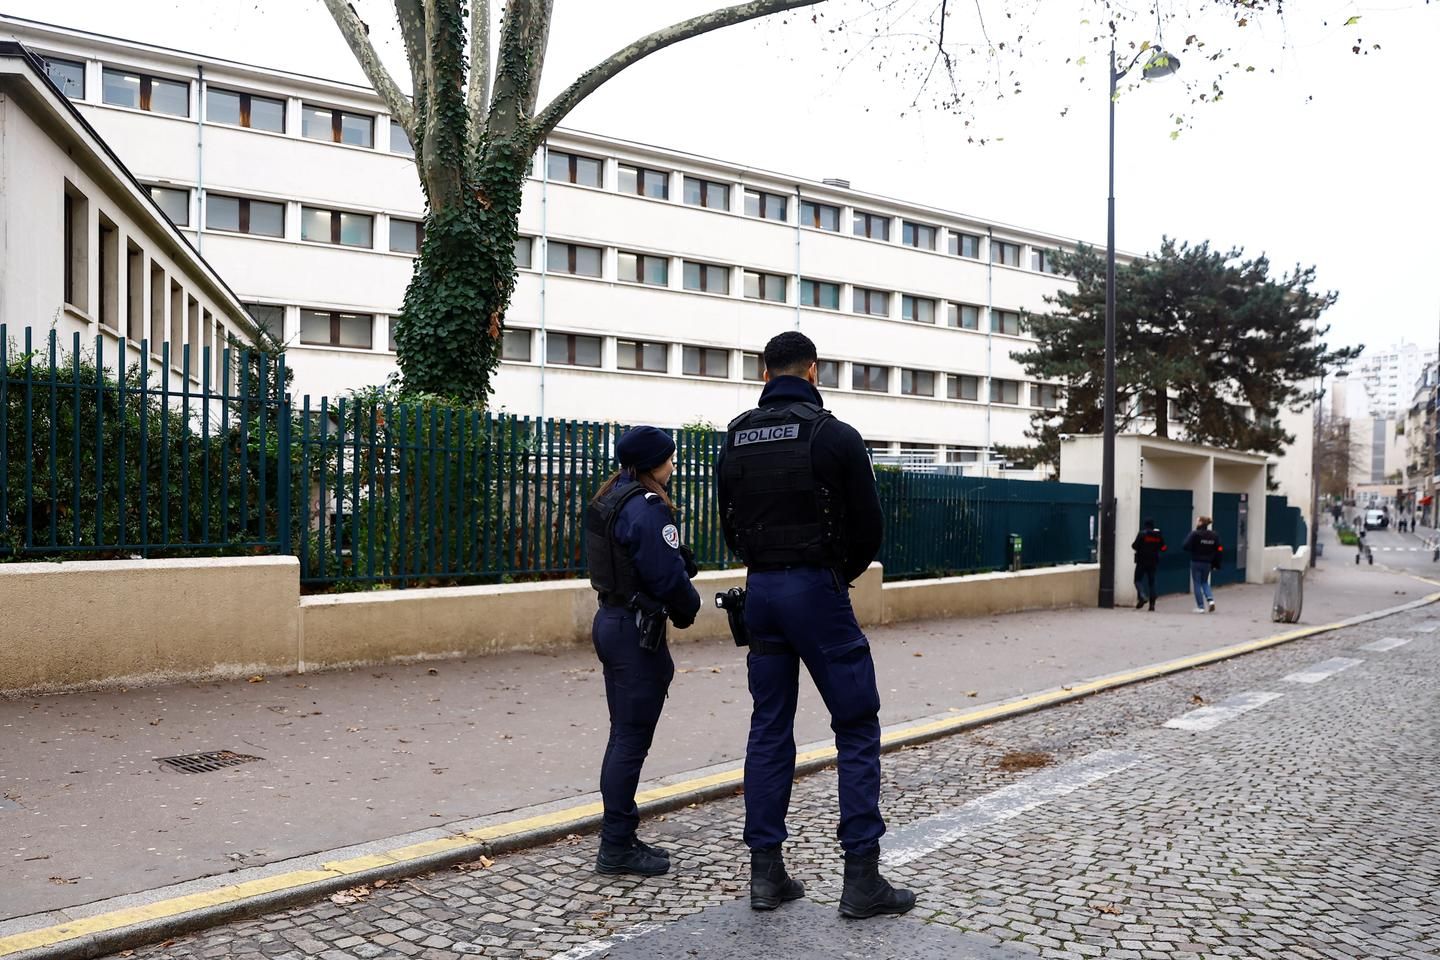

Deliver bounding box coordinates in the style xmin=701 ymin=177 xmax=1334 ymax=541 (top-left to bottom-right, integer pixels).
xmin=1365 ymin=508 xmax=1388 ymax=530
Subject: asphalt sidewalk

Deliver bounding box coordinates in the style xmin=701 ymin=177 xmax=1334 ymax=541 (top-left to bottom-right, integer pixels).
xmin=1 ymin=529 xmax=1429 ymax=924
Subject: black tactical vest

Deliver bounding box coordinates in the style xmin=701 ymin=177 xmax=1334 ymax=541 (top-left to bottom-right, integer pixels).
xmin=586 ymin=479 xmax=648 ymax=599
xmin=719 ymin=401 xmax=845 ymax=569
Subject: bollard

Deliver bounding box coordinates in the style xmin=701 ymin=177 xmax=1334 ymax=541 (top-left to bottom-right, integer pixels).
xmin=1272 ymin=567 xmax=1304 ymax=623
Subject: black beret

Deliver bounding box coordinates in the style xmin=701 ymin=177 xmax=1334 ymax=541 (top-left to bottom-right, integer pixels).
xmin=616 ymin=425 xmax=675 ymax=472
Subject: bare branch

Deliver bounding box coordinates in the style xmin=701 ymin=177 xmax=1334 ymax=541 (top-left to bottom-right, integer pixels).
xmin=320 ymin=0 xmax=415 ymax=137
xmin=393 ymin=0 xmax=427 ymax=108
xmin=467 ymin=0 xmax=492 ymax=141
xmin=487 ymin=0 xmax=540 ymax=141
xmin=533 ymin=0 xmax=826 ymax=139
xmin=522 ymin=0 xmax=554 ymax=117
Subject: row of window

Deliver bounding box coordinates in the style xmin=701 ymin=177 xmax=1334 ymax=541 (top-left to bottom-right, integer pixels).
xmin=61 ymin=178 xmax=233 ymax=382
xmin=500 ymin=329 xmax=1060 ymax=407
xmin=546 ymin=150 xmax=1064 ymax=272
xmin=142 ymin=185 xmax=425 ymax=253
xmin=519 ymin=237 xmax=1031 ymax=333
xmin=41 ymin=56 xmax=415 ymax=155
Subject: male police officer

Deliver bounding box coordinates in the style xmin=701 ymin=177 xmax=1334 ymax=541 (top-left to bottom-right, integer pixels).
xmin=1130 ymin=518 xmax=1166 ymax=611
xmin=716 ymin=331 xmax=915 ymax=919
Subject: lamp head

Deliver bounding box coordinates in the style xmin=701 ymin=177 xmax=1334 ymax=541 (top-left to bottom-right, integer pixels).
xmin=1141 ymin=48 xmax=1181 ymax=80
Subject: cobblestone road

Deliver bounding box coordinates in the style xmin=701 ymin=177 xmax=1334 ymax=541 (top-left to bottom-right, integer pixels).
xmin=122 ymin=610 xmax=1439 ymax=960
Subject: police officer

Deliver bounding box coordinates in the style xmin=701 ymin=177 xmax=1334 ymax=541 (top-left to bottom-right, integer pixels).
xmin=586 ymin=426 xmax=702 ymax=877
xmin=1181 ymin=515 xmax=1222 ymax=613
xmin=716 ymin=331 xmax=915 ymax=919
xmin=1130 ymin=517 xmax=1166 ymax=611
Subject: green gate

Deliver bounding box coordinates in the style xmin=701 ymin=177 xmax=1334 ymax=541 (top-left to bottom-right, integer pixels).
xmin=1138 ymin=487 xmax=1193 ymax=596
xmin=1211 ymin=492 xmax=1248 ymax=587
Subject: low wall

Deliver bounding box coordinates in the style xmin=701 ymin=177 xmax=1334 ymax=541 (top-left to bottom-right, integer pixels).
xmin=881 ymin=564 xmax=1099 ymax=623
xmin=1262 ymin=545 xmax=1306 ymax=583
xmin=0 ymin=556 xmax=299 ymax=693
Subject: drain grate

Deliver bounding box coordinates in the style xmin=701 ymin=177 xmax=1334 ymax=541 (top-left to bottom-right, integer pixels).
xmin=156 ymin=750 xmax=262 ymax=774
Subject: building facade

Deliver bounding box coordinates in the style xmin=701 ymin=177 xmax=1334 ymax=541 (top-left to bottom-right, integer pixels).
xmin=1352 ymin=342 xmax=1437 ymax=420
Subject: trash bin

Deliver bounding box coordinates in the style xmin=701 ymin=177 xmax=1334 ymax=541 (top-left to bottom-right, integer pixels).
xmin=1008 ymin=534 xmax=1024 ymax=572
xmin=1315 ymin=541 xmax=1324 ymax=558
xmin=1272 ymin=568 xmax=1304 ymax=623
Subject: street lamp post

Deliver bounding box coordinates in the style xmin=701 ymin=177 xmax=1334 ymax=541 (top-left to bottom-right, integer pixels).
xmin=1099 ymin=38 xmax=1179 ymax=609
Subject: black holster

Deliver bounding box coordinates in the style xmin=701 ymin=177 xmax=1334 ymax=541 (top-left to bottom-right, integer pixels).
xmin=630 ymin=592 xmax=668 ymax=653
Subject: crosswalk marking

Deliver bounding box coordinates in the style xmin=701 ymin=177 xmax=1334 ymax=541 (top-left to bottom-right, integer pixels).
xmin=1281 ymin=657 xmax=1363 ymax=684
xmin=1164 ymin=692 xmax=1283 ymax=731
xmin=1361 ymin=636 xmax=1413 ymax=652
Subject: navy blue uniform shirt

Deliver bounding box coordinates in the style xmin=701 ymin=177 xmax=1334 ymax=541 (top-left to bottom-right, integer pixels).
xmin=613 ymin=489 xmax=702 ymax=623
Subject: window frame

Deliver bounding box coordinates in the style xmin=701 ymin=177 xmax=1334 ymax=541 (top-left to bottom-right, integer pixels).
xmin=683 ymin=176 xmax=731 ymax=211
xmin=546 ymin=150 xmax=604 ymax=187
xmin=300 ymin=104 xmax=375 ymax=147
xmin=514 ymin=236 xmax=534 ymax=269
xmin=1033 ymin=383 xmax=1061 ymax=409
xmin=501 ymin=328 xmax=532 ymax=361
xmin=902 ymin=221 xmax=937 ymax=250
xmin=1031 ymin=248 xmax=1061 ymax=274
xmin=101 ymin=67 xmax=190 ymax=116
xmin=148 ymin=185 xmax=190 ymax=227
xmin=42 ymin=56 xmax=86 ymax=98
xmin=682 ymin=260 xmax=730 ymax=295
xmin=299 ymin=309 xmax=374 ymax=349
xmin=853 ymin=287 xmax=890 ymax=318
xmin=206 ymin=193 xmax=285 ymax=238
xmin=744 ymin=189 xmax=788 ymax=222
xmin=205 ymin=86 xmax=285 ymax=132
xmin=682 ymin=345 xmax=730 ymax=379
xmin=547 ymin=332 xmax=603 ymax=367
xmin=901 ymin=295 xmax=936 ymax=324
xmin=800 ymin=200 xmax=840 ymax=231
xmin=947 ymin=374 xmax=981 ymax=401
xmin=990 ymin=378 xmax=1021 ymax=405
xmin=948 ymin=231 xmax=981 ymax=259
xmin=992 ymin=309 xmax=1023 ymax=336
xmin=817 ymin=359 xmax=841 ymax=389
xmin=947 ymin=302 xmax=981 ymax=330
xmin=547 ymin=240 xmax=604 ymax=278
xmin=852 ymin=210 xmax=891 ymax=241
xmin=991 ymin=239 xmax=1021 ymax=267
xmin=800 ymin=279 xmax=840 ymax=310
xmin=618 ymin=164 xmax=669 ymax=199
xmin=742 ymin=351 xmax=764 ymax=382
xmin=901 ymin=368 xmax=935 ymax=397
xmin=388 ymin=217 xmax=425 ymax=254
xmin=300 ymin=206 xmax=374 ymax=248
xmin=852 ymin=363 xmax=890 ymax=393
xmin=618 ymin=251 xmax=669 ymax=286
xmin=743 ymin=270 xmax=787 ymax=303
xmin=617 ymin=339 xmax=669 ymax=373
xmin=245 ymin=303 xmax=286 ymax=342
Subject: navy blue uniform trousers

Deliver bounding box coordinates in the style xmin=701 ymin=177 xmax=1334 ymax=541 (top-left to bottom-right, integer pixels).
xmin=742 ymin=567 xmax=885 ymax=855
xmin=592 ymin=606 xmax=675 ymax=846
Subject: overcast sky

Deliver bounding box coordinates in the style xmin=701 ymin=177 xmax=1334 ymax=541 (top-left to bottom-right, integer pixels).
xmin=6 ymin=0 xmax=1436 ymax=360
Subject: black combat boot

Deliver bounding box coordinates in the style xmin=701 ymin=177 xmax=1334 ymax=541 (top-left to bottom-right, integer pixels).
xmin=596 ymin=837 xmax=670 ymax=877
xmin=749 ymin=845 xmax=805 ymax=910
xmin=838 ymin=848 xmax=916 ymax=919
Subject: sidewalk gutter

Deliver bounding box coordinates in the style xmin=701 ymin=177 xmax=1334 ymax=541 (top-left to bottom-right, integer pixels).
xmin=4 ymin=589 xmax=1437 ymax=960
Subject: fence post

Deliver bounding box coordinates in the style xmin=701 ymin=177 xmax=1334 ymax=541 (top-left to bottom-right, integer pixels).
xmin=278 ymin=392 xmax=292 ymax=556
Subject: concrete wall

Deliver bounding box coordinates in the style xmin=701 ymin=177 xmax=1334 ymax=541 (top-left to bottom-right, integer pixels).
xmin=0 ymin=557 xmax=298 ymax=693
xmin=881 ymin=564 xmax=1098 ymax=623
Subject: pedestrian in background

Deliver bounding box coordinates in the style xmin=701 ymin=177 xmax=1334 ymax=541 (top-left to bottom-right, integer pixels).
xmin=1130 ymin=518 xmax=1166 ymax=612
xmin=717 ymin=331 xmax=915 ymax=919
xmin=1182 ymin=516 xmax=1222 ymax=614
xmin=585 ymin=426 xmax=702 ymax=877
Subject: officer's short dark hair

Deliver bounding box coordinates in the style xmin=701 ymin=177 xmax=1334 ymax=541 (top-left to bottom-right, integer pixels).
xmin=763 ymin=331 xmax=818 ymax=378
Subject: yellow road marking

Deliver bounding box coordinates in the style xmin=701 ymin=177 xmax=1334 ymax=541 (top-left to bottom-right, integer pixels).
xmin=7 ymin=595 xmax=1437 ymax=957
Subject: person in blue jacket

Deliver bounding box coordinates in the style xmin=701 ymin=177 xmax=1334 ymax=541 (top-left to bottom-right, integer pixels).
xmin=585 ymin=426 xmax=702 ymax=877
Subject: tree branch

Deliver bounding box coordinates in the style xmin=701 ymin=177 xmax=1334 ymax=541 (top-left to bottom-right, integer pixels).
xmin=487 ymin=0 xmax=541 ymax=142
xmin=533 ymin=0 xmax=826 ymax=139
xmin=467 ymin=0 xmax=492 ymax=141
xmin=522 ymin=0 xmax=554 ymax=117
xmin=320 ymin=0 xmax=415 ymax=137
xmin=393 ymin=0 xmax=427 ymax=112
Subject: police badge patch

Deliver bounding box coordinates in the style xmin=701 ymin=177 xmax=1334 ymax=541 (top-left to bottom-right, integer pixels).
xmin=661 ymin=524 xmax=680 ymax=549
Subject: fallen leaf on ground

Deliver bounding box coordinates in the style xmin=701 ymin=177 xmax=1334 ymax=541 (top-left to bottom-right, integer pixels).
xmin=1189 ymin=693 xmax=1205 ymax=705
xmin=995 ymin=750 xmax=1054 ymax=772
xmin=48 ymin=876 xmax=79 ymax=885
xmin=427 ymin=668 xmax=439 ymax=675
xmin=247 ymin=675 xmax=265 ymax=683
xmin=965 ymin=690 xmax=979 ymax=697
xmin=330 ymin=885 xmax=371 ymax=905
xmin=913 ymin=652 xmax=924 ymax=657
xmin=374 ymin=879 xmax=388 ymax=887
xmin=1094 ymin=902 xmax=1123 ymax=915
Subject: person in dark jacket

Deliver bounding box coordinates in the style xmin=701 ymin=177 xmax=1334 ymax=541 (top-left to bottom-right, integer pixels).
xmin=1181 ymin=515 xmax=1222 ymax=613
xmin=1130 ymin=518 xmax=1166 ymax=611
xmin=716 ymin=331 xmax=914 ymax=919
xmin=585 ymin=426 xmax=702 ymax=877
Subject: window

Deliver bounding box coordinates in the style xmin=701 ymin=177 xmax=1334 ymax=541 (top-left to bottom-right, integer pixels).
xmin=102 ymin=69 xmax=188 ymax=116
xmin=901 ymin=369 xmax=935 ymax=397
xmin=502 ymin=329 xmax=531 ymax=361
xmin=852 ymin=364 xmax=889 ymax=393
xmin=742 ymin=352 xmax=764 ymax=382
xmin=618 ymin=252 xmax=669 ymax=286
xmin=390 ymin=123 xmax=414 ymax=156
xmin=206 ymin=87 xmax=284 ymax=132
xmin=683 ymin=346 xmax=729 ymax=378
xmin=901 ymin=295 xmax=936 ymax=324
xmin=301 ymin=105 xmax=374 ymax=147
xmin=800 ymin=279 xmax=840 ymax=310
xmin=744 ymin=271 xmax=786 ymax=303
xmin=515 ymin=236 xmax=533 ymax=269
xmin=853 ymin=287 xmax=890 ymax=317
xmin=744 ymin=189 xmax=788 ymax=222
xmin=948 ymin=231 xmax=981 ymax=258
xmin=619 ymin=164 xmax=668 ymax=199
xmin=245 ymin=303 xmax=285 ymax=341
xmin=683 ymin=261 xmax=729 ymax=295
xmin=817 ymin=359 xmax=840 ymax=388
xmin=62 ymin=184 xmax=88 ymax=310
xmin=853 ymin=210 xmax=890 ymax=241
xmin=547 ymin=150 xmax=603 ymax=187
xmin=947 ymin=446 xmax=982 ymax=464
xmin=902 ymin=221 xmax=936 ymax=250
xmin=618 ymin=339 xmax=668 ymax=373
xmin=207 ymin=194 xmax=284 ymax=237
xmin=1031 ymin=248 xmax=1061 ymax=274
xmin=148 ymin=186 xmax=190 ymax=226
xmin=148 ymin=264 xmax=165 ymax=350
xmin=547 ymin=333 xmax=602 ymax=367
xmin=800 ymin=200 xmax=840 ymax=231
xmin=991 ymin=240 xmax=1021 ymax=267
xmin=300 ymin=309 xmax=372 ymax=349
xmin=947 ymin=303 xmax=980 ymax=330
xmin=990 ymin=378 xmax=1020 ymax=404
xmin=389 ymin=218 xmax=424 ymax=254
xmin=947 ymin=374 xmax=980 ymax=401
xmin=683 ymin=176 xmax=730 ymax=211
xmin=98 ymin=216 xmax=118 ymax=330
xmin=992 ymin=309 xmax=1023 ymax=336
xmin=546 ymin=241 xmax=603 ymax=277
xmin=301 ymin=207 xmax=374 ymax=248
xmin=1033 ymin=383 xmax=1060 ymax=409
xmin=42 ymin=56 xmax=85 ymax=98
xmin=126 ymin=241 xmax=144 ymax=341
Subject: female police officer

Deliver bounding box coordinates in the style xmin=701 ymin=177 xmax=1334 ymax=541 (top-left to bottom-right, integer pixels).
xmin=586 ymin=426 xmax=702 ymax=876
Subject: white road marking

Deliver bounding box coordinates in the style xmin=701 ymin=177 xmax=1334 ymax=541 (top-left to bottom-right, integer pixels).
xmin=1414 ymin=625 xmax=1437 ymax=633
xmin=1362 ymin=636 xmax=1413 ymax=651
xmin=548 ymin=923 xmax=665 ymax=960
xmin=881 ymin=749 xmax=1146 ymax=868
xmin=1281 ymin=657 xmax=1363 ymax=684
xmin=1164 ymin=691 xmax=1283 ymax=731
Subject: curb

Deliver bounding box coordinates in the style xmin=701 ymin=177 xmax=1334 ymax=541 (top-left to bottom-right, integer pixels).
xmin=5 ymin=588 xmax=1437 ymax=960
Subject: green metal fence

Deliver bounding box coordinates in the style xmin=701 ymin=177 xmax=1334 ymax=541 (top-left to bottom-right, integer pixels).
xmin=2 ymin=326 xmax=1099 ymax=588
xmin=1264 ymin=494 xmax=1307 ymax=550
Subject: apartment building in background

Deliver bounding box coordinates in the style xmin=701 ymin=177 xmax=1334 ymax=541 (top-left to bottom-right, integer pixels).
xmin=1352 ymin=342 xmax=1437 ymax=419
xmin=0 ymin=14 xmax=1316 ymax=500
